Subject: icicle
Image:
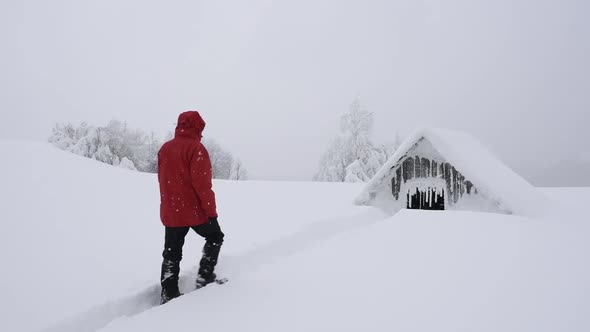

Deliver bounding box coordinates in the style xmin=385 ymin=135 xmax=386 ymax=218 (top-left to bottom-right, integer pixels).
xmin=433 ymin=189 xmax=437 ymax=204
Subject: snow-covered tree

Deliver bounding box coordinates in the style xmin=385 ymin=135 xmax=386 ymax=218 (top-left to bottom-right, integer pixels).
xmin=314 ymin=136 xmax=347 ymax=181
xmin=345 ymin=160 xmax=371 ymax=182
xmin=230 ymin=159 xmax=248 ymax=180
xmin=143 ymin=132 xmax=160 ymax=173
xmin=48 ymin=123 xmax=77 ymax=150
xmin=118 ymin=157 xmax=138 ymax=171
xmin=94 ymin=144 xmax=119 ymax=166
xmin=69 ymin=125 xmax=99 ymax=158
xmin=315 ymin=96 xmax=399 ymax=182
xmin=203 ymin=138 xmax=236 ymax=180
xmin=49 ymin=120 xmax=247 ymax=178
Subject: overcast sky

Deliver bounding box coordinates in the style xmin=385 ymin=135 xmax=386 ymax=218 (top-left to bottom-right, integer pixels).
xmin=2 ymin=0 xmax=589 ymax=181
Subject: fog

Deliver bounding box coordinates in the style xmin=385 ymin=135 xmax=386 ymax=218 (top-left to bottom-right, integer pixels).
xmin=2 ymin=0 xmax=589 ymax=183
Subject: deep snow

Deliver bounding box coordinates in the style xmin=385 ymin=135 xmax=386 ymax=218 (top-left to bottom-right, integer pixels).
xmin=1 ymin=141 xmax=589 ymax=332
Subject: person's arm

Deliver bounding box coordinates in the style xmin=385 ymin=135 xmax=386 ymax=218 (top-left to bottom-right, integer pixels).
xmin=190 ymin=144 xmax=218 ymax=218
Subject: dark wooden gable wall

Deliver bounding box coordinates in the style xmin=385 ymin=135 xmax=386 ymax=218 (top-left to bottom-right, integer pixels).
xmin=390 ymin=155 xmax=475 ymax=204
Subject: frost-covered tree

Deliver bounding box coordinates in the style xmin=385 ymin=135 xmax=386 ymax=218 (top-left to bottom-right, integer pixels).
xmin=315 ymin=96 xmax=399 ymax=182
xmin=203 ymin=138 xmax=235 ymax=180
xmin=314 ymin=136 xmax=347 ymax=181
xmin=50 ymin=121 xmax=142 ymax=170
xmin=69 ymin=125 xmax=99 ymax=158
xmin=230 ymin=159 xmax=248 ymax=180
xmin=94 ymin=144 xmax=119 ymax=166
xmin=48 ymin=123 xmax=77 ymax=150
xmin=49 ymin=120 xmax=248 ymax=178
xmin=118 ymin=157 xmax=138 ymax=171
xmin=143 ymin=132 xmax=160 ymax=173
xmin=345 ymin=160 xmax=371 ymax=182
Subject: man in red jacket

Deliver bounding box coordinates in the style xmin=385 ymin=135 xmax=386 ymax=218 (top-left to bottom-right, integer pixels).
xmin=157 ymin=111 xmax=224 ymax=304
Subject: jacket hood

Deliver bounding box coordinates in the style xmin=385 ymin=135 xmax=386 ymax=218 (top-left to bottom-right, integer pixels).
xmin=175 ymin=111 xmax=206 ymax=139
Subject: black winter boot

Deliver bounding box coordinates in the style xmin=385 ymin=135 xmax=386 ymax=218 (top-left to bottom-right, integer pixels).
xmin=160 ymin=287 xmax=182 ymax=304
xmin=196 ymin=241 xmax=222 ymax=288
xmin=160 ymin=259 xmax=182 ymax=304
xmin=196 ymin=272 xmax=217 ymax=289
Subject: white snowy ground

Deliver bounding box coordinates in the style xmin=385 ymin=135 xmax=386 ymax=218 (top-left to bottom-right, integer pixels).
xmin=1 ymin=141 xmax=589 ymax=332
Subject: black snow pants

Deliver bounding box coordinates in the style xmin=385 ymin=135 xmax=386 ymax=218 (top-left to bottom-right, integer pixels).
xmin=160 ymin=218 xmax=224 ymax=293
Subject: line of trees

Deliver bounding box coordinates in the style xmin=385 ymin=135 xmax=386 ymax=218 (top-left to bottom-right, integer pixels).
xmin=314 ymin=97 xmax=400 ymax=182
xmin=48 ymin=119 xmax=248 ymax=180
xmin=49 ymin=97 xmax=393 ymax=183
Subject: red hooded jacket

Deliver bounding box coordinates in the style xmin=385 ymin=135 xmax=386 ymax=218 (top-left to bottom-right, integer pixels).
xmin=158 ymin=111 xmax=218 ymax=227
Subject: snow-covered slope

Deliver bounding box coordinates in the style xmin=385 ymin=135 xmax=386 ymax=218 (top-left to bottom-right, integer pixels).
xmin=0 ymin=140 xmax=371 ymax=332
xmin=100 ymin=210 xmax=590 ymax=332
xmin=1 ymin=141 xmax=589 ymax=332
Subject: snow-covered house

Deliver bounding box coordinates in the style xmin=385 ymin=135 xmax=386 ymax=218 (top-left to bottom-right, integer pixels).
xmin=355 ymin=128 xmax=547 ymax=216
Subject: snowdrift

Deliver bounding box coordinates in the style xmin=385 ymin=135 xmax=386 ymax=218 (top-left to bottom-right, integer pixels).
xmin=0 ymin=140 xmax=369 ymax=332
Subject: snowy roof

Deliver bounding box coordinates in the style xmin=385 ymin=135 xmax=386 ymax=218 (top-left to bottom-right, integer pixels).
xmin=355 ymin=128 xmax=549 ymax=217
